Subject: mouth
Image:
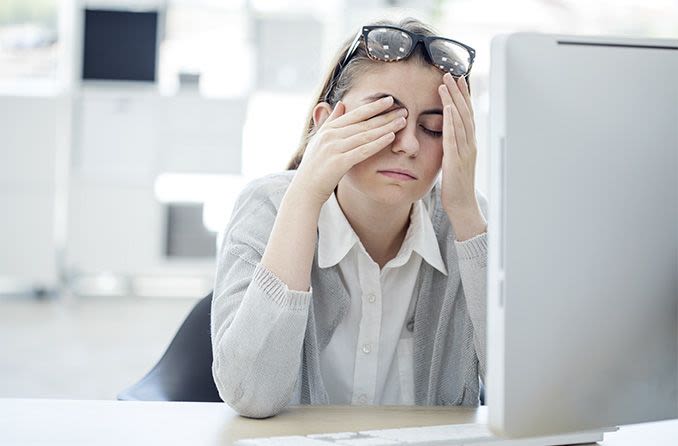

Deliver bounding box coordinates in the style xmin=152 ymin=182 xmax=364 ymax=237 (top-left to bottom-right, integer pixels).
xmin=378 ymin=169 xmax=417 ymax=181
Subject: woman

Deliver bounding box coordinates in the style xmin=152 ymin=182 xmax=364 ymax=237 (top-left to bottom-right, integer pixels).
xmin=211 ymin=17 xmax=488 ymax=418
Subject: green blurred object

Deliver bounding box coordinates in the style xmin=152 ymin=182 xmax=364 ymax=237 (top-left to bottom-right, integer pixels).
xmin=0 ymin=0 xmax=57 ymax=27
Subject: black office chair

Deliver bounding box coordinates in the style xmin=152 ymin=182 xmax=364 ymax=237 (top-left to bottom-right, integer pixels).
xmin=117 ymin=291 xmax=222 ymax=402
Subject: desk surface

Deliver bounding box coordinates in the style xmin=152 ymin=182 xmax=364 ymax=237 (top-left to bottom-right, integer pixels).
xmin=1 ymin=398 xmax=677 ymax=445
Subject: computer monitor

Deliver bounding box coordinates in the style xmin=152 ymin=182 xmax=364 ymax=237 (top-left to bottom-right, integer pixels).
xmin=487 ymin=33 xmax=678 ymax=438
xmin=82 ymin=8 xmax=160 ymax=82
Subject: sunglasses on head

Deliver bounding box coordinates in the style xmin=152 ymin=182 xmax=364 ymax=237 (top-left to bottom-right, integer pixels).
xmin=325 ymin=25 xmax=476 ymax=102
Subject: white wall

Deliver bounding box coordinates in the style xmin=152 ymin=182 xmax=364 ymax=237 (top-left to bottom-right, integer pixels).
xmin=0 ymin=95 xmax=67 ymax=292
xmin=0 ymin=88 xmax=246 ymax=297
xmin=64 ymin=87 xmax=246 ymax=296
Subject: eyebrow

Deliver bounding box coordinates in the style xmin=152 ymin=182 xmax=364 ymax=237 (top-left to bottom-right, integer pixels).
xmin=362 ymin=93 xmax=443 ymax=116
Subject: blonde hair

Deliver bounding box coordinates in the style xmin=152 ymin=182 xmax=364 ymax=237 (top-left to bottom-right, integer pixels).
xmin=286 ymin=17 xmax=441 ymax=171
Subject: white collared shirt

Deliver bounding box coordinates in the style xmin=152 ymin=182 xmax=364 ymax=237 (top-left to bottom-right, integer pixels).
xmin=317 ymin=191 xmax=448 ymax=405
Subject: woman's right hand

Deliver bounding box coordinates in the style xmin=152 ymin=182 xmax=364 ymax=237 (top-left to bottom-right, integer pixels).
xmin=292 ymin=96 xmax=408 ymax=207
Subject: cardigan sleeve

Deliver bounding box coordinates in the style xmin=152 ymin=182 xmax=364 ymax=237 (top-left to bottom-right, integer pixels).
xmin=210 ymin=176 xmax=312 ymax=418
xmin=453 ymin=191 xmax=489 ymax=381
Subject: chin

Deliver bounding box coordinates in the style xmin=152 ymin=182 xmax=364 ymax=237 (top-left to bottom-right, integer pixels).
xmin=363 ymin=183 xmax=419 ymax=206
xmin=342 ymin=171 xmax=423 ymax=205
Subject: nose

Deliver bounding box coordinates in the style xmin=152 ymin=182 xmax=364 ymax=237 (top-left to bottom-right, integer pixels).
xmin=391 ymin=119 xmax=420 ymax=157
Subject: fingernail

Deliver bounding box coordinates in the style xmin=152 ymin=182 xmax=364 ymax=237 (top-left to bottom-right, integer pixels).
xmin=397 ymin=108 xmax=408 ymax=117
xmin=443 ymin=72 xmax=452 ymax=81
xmin=381 ymin=96 xmax=393 ymax=103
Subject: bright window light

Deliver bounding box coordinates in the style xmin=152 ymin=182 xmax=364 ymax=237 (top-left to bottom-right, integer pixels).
xmin=241 ymin=91 xmax=313 ymax=178
xmin=154 ymin=173 xmax=251 ymax=233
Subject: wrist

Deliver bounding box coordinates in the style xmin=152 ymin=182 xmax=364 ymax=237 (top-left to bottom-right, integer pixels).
xmin=285 ymin=179 xmax=325 ymax=215
xmin=444 ymin=202 xmax=481 ymax=220
xmin=290 ymin=174 xmax=334 ymax=208
xmin=446 ymin=205 xmax=487 ymax=242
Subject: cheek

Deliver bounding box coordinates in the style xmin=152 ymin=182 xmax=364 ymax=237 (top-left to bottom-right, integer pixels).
xmin=344 ymin=157 xmax=375 ymax=184
xmin=349 ymin=152 xmax=380 ymax=173
xmin=422 ymin=143 xmax=444 ymax=171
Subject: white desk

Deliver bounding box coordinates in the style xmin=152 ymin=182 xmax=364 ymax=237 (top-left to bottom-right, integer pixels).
xmin=1 ymin=399 xmax=677 ymax=445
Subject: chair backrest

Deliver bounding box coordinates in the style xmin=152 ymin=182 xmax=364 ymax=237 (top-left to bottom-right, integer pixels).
xmin=117 ymin=292 xmax=222 ymax=402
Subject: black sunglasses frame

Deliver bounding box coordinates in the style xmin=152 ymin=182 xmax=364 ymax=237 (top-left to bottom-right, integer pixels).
xmin=344 ymin=25 xmax=476 ymax=75
xmin=324 ymin=25 xmax=476 ymax=103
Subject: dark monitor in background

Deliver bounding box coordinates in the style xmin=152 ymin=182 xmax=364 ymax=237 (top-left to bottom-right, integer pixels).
xmin=82 ymin=9 xmax=159 ymax=82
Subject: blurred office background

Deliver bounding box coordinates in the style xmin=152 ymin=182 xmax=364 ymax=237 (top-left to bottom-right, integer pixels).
xmin=1 ymin=0 xmax=676 ymax=400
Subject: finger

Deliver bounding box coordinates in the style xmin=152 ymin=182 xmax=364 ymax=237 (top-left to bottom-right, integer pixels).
xmin=443 ymin=104 xmax=460 ymax=159
xmin=449 ymin=99 xmax=469 ymax=154
xmin=343 ymin=131 xmax=396 ymax=166
xmin=438 ymin=83 xmax=453 ymax=108
xmin=338 ymin=115 xmax=406 ymax=153
xmin=439 ymin=81 xmax=472 ymax=138
xmin=440 ymin=86 xmax=462 ymax=157
xmin=457 ymin=76 xmax=475 ymax=121
xmin=336 ymin=106 xmax=407 ymax=139
xmin=323 ymin=101 xmax=345 ymax=126
xmin=440 ymin=83 xmax=468 ymax=149
xmin=330 ymin=95 xmax=394 ymax=128
xmin=443 ymin=73 xmax=475 ymax=136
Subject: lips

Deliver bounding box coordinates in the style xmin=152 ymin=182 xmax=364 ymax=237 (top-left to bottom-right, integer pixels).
xmin=378 ymin=168 xmax=417 ymax=179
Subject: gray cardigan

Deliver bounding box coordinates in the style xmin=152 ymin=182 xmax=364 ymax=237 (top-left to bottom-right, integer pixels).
xmin=211 ymin=170 xmax=488 ymax=418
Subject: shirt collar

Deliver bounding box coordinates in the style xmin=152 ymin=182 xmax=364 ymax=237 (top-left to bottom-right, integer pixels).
xmin=386 ymin=198 xmax=448 ymax=275
xmin=317 ymin=192 xmax=448 ymax=276
xmin=317 ymin=192 xmax=359 ymax=269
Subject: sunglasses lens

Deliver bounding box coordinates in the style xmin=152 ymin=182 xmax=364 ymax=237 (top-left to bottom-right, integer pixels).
xmin=366 ymin=28 xmax=413 ymax=61
xmin=428 ymin=39 xmax=472 ymax=77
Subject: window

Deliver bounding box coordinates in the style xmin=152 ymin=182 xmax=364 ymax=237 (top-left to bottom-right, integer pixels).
xmin=158 ymin=2 xmax=253 ymax=97
xmin=0 ymin=0 xmax=58 ymax=82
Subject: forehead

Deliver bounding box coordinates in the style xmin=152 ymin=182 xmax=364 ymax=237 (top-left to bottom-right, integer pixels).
xmin=344 ymin=61 xmax=443 ymax=111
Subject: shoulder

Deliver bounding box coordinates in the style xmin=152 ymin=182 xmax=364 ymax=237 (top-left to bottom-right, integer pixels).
xmin=235 ymin=170 xmax=296 ymax=210
xmin=220 ymin=171 xmax=296 ymax=253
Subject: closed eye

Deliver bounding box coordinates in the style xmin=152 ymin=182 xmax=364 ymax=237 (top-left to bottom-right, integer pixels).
xmin=420 ymin=125 xmax=442 ymax=137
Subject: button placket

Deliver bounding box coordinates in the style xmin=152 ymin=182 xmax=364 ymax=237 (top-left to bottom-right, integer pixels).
xmin=352 ymin=256 xmax=382 ymax=406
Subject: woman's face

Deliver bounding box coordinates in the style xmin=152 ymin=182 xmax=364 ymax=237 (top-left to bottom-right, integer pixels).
xmin=338 ymin=60 xmax=445 ymax=207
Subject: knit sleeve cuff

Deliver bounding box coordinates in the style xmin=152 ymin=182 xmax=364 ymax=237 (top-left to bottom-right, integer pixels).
xmin=454 ymin=231 xmax=488 ymax=261
xmin=252 ymin=262 xmax=312 ymax=311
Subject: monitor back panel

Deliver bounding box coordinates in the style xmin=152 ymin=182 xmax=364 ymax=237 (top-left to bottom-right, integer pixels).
xmin=487 ymin=32 xmax=678 ymax=437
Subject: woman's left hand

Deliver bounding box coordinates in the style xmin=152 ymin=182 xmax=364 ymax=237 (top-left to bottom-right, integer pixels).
xmin=438 ymin=73 xmax=487 ymax=240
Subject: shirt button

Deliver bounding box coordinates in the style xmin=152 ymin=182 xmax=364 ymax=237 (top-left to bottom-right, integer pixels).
xmin=406 ymin=319 xmax=414 ymax=332
xmin=367 ymin=293 xmax=376 ymax=303
xmin=358 ymin=394 xmax=368 ymax=404
xmin=362 ymin=343 xmax=371 ymax=354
